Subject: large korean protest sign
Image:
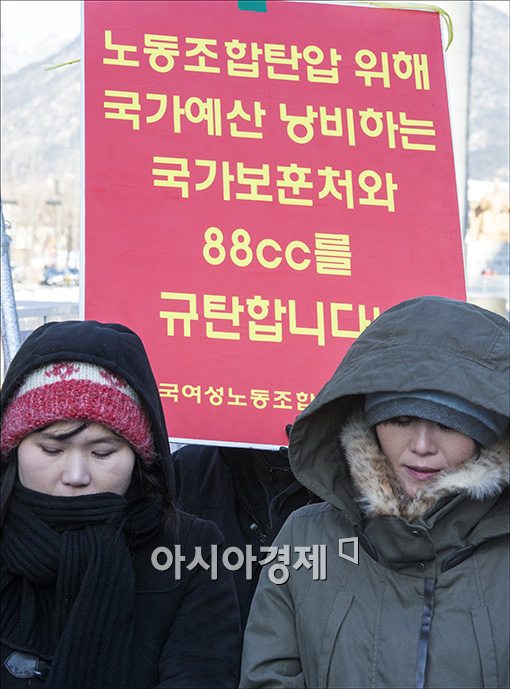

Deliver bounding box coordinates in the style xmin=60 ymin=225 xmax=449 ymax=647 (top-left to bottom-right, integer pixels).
xmin=83 ymin=0 xmax=466 ymax=448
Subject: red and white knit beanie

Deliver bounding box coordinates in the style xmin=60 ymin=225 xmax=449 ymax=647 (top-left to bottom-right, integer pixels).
xmin=1 ymin=361 xmax=154 ymax=462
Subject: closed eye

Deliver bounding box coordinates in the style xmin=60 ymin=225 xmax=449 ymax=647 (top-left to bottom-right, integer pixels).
xmin=40 ymin=446 xmax=63 ymax=455
xmin=437 ymin=423 xmax=456 ymax=433
xmin=385 ymin=416 xmax=413 ymax=427
xmin=92 ymin=450 xmax=115 ymax=458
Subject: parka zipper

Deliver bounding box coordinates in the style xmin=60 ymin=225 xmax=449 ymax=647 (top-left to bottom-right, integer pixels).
xmin=415 ymin=577 xmax=436 ymax=689
xmin=231 ymin=457 xmax=292 ymax=545
xmin=230 ymin=482 xmax=268 ymax=544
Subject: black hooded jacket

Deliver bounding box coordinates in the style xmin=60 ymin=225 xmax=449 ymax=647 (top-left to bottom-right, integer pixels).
xmin=1 ymin=320 xmax=242 ymax=688
xmin=1 ymin=320 xmax=173 ymax=482
xmin=173 ymin=443 xmax=320 ymax=628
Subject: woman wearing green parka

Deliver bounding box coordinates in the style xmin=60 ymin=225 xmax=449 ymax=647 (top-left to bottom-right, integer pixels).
xmin=240 ymin=296 xmax=509 ymax=689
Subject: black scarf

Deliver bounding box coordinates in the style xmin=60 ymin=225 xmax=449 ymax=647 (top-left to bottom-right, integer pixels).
xmin=1 ymin=484 xmax=162 ymax=688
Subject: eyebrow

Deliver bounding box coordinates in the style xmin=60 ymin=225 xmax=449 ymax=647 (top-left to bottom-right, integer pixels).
xmin=39 ymin=431 xmax=71 ymax=440
xmin=38 ymin=431 xmax=121 ymax=444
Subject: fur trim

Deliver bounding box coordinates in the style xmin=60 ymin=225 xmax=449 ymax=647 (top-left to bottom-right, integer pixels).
xmin=340 ymin=412 xmax=509 ymax=521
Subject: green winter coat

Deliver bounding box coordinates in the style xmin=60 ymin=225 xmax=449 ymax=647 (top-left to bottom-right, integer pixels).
xmin=240 ymin=297 xmax=510 ymax=689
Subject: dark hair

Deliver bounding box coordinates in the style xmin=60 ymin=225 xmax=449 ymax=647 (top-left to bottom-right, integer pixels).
xmin=0 ymin=457 xmax=17 ymax=525
xmin=0 ymin=420 xmax=175 ymax=529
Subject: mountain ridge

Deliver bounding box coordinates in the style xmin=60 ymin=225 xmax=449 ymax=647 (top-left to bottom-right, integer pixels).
xmin=1 ymin=4 xmax=508 ymax=206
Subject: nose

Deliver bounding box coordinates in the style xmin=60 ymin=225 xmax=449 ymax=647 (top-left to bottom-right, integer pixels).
xmin=61 ymin=452 xmax=91 ymax=487
xmin=410 ymin=421 xmax=438 ymax=456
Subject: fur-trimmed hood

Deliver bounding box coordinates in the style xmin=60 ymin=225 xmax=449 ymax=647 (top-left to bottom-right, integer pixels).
xmin=341 ymin=413 xmax=510 ymax=521
xmin=289 ymin=297 xmax=510 ymax=532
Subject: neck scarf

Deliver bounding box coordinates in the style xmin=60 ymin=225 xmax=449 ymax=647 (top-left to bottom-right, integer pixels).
xmin=1 ymin=484 xmax=161 ymax=688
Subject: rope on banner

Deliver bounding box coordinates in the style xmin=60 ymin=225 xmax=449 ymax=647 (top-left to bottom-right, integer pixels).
xmin=351 ymin=1 xmax=454 ymax=50
xmin=45 ymin=59 xmax=80 ymax=71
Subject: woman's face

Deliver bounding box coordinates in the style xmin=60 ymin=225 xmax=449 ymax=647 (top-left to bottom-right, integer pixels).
xmin=376 ymin=417 xmax=477 ymax=497
xmin=17 ymin=421 xmax=136 ymax=496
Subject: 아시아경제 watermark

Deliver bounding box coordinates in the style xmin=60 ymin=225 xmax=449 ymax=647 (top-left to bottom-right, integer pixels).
xmin=152 ymin=538 xmax=358 ymax=584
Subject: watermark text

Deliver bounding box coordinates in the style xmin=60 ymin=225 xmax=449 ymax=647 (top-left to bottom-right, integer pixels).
xmin=152 ymin=538 xmax=358 ymax=583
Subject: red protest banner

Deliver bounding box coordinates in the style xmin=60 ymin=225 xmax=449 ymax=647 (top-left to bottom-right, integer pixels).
xmin=83 ymin=0 xmax=466 ymax=448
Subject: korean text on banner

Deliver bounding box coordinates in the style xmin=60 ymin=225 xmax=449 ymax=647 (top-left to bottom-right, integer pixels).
xmin=83 ymin=0 xmax=465 ymax=447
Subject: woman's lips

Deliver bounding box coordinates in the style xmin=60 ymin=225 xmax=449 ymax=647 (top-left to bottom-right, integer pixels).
xmin=404 ymin=465 xmax=441 ymax=481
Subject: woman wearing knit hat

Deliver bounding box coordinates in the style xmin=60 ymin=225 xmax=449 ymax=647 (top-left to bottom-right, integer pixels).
xmin=0 ymin=320 xmax=241 ymax=689
xmin=240 ymin=296 xmax=509 ymax=689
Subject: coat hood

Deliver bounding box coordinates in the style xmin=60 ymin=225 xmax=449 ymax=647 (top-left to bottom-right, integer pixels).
xmin=341 ymin=412 xmax=509 ymax=522
xmin=1 ymin=320 xmax=174 ymax=492
xmin=289 ymin=296 xmax=509 ymax=526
